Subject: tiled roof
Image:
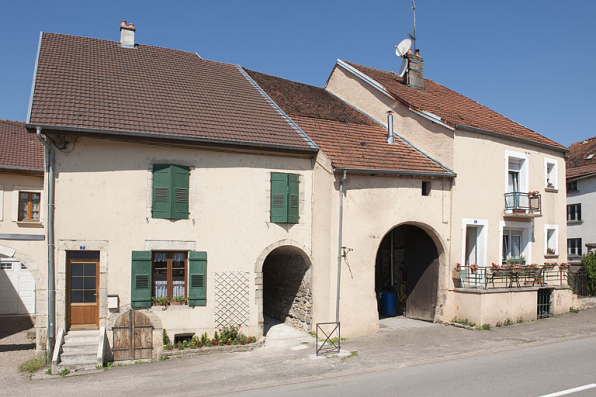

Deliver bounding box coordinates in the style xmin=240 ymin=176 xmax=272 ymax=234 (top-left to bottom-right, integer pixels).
xmin=0 ymin=119 xmax=44 ymax=171
xmin=567 ymin=137 xmax=596 ymax=179
xmin=29 ymin=33 xmax=316 ymax=151
xmin=246 ymin=69 xmax=452 ymax=175
xmin=344 ymin=61 xmax=566 ymax=151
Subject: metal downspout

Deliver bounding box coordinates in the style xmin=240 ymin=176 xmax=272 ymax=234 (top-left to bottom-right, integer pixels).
xmin=336 ymin=171 xmax=347 ymax=324
xmin=36 ymin=127 xmax=55 ymax=357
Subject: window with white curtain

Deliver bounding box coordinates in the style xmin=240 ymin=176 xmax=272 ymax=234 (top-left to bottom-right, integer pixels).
xmin=152 ymin=251 xmax=187 ymax=299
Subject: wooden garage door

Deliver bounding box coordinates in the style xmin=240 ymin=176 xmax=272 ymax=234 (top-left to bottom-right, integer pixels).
xmin=0 ymin=261 xmax=35 ymax=315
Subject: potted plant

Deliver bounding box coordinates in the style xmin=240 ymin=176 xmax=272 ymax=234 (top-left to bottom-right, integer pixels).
xmin=152 ymin=296 xmax=169 ymax=306
xmin=470 ymin=264 xmax=479 ymax=273
xmin=529 ymin=191 xmax=540 ymax=197
xmin=546 ymin=248 xmax=556 ymax=255
xmin=170 ymin=296 xmax=187 ymax=305
xmin=453 ymin=263 xmax=462 ymax=279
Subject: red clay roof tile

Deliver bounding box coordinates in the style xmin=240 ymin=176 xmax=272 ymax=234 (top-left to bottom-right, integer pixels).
xmin=344 ymin=61 xmax=566 ymax=151
xmin=567 ymin=137 xmax=596 ymax=178
xmin=29 ymin=33 xmax=316 ymax=151
xmin=0 ymin=119 xmax=44 ymax=170
xmin=246 ymin=69 xmax=452 ymax=175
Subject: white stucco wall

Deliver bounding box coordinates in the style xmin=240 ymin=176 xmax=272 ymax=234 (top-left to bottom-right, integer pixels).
xmin=567 ymin=174 xmax=596 ymax=261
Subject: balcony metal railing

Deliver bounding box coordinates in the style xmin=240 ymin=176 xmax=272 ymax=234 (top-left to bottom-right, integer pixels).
xmin=454 ymin=264 xmax=568 ymax=290
xmin=504 ymin=192 xmax=541 ymax=216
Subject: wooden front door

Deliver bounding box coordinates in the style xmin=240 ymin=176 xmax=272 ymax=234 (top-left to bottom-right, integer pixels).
xmin=112 ymin=310 xmax=153 ymax=361
xmin=67 ymin=254 xmax=99 ymax=330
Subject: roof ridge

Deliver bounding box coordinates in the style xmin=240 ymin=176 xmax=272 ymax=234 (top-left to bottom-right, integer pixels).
xmin=0 ymin=119 xmax=26 ymax=126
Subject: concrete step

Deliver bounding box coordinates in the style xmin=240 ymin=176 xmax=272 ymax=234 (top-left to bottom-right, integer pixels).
xmin=62 ymin=342 xmax=97 ymax=353
xmin=55 ymin=361 xmax=98 ymax=372
xmin=64 ymin=331 xmax=100 ymax=344
xmin=60 ymin=350 xmax=96 ymax=363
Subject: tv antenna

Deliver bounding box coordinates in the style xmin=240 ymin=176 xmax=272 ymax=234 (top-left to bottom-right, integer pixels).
xmin=407 ymin=0 xmax=417 ymax=52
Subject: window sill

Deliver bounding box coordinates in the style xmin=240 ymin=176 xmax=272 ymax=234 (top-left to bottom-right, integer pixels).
xmin=545 ymin=187 xmax=558 ymax=193
xmin=16 ymin=220 xmax=43 ymax=227
xmin=544 ymin=254 xmax=558 ymax=259
xmin=567 ymin=220 xmax=583 ymax=225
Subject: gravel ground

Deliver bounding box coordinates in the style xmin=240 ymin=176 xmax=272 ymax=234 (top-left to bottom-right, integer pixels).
xmin=0 ymin=316 xmax=37 ymax=389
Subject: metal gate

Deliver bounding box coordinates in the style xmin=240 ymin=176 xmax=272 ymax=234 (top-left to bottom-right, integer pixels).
xmin=537 ymin=288 xmax=552 ymax=319
xmin=112 ymin=310 xmax=153 ymax=361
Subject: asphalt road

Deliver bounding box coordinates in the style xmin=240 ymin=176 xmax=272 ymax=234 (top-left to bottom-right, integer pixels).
xmin=220 ymin=335 xmax=596 ymax=397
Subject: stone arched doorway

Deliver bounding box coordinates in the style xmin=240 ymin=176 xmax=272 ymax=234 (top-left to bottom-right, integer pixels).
xmin=259 ymin=245 xmax=312 ymax=334
xmin=375 ymin=224 xmax=440 ymax=321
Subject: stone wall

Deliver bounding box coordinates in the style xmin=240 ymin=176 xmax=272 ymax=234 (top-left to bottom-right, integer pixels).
xmin=263 ymin=252 xmax=312 ymax=332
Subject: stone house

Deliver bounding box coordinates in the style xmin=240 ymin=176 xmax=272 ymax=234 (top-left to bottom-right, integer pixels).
xmin=323 ymin=52 xmax=574 ymax=325
xmin=26 ymin=26 xmax=320 ymax=360
xmin=24 ymin=22 xmax=577 ymax=362
xmin=566 ymin=137 xmax=596 ymax=264
xmin=246 ymin=70 xmax=455 ymax=336
xmin=0 ymin=120 xmax=46 ymax=340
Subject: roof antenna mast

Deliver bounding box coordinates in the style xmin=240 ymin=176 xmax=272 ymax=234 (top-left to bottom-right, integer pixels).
xmin=408 ymin=0 xmax=417 ymax=52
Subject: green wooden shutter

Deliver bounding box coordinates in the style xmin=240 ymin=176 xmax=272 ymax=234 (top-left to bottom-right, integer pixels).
xmin=131 ymin=251 xmax=152 ymax=308
xmin=288 ymin=174 xmax=299 ymax=224
xmin=171 ymin=165 xmax=189 ymax=220
xmin=188 ymin=251 xmax=207 ymax=306
xmin=270 ymin=173 xmax=288 ymax=223
xmin=153 ymin=165 xmax=172 ymax=219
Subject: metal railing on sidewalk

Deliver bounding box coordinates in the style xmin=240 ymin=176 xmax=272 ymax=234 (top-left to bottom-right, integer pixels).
xmin=315 ymin=322 xmax=340 ymax=356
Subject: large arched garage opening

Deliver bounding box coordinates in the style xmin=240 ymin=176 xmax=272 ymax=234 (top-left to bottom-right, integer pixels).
xmin=375 ymin=224 xmax=441 ymax=321
xmin=256 ymin=243 xmax=312 ymax=335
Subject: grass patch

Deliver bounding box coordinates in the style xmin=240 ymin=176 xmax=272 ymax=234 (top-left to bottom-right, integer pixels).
xmin=18 ymin=353 xmax=48 ymax=374
xmin=58 ymin=368 xmax=70 ymax=377
xmin=570 ymin=307 xmax=581 ymax=314
xmin=341 ymin=351 xmax=359 ymax=360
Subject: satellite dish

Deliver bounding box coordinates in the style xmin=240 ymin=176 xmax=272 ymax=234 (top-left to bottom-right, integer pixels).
xmin=395 ymin=39 xmax=412 ymax=57
xmin=397 ymin=58 xmax=408 ymax=77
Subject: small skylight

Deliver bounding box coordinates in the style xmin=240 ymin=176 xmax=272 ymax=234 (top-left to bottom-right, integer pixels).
xmin=587 ymin=154 xmax=594 ymax=160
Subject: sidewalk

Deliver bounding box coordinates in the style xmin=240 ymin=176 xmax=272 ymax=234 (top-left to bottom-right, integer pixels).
xmin=5 ymin=304 xmax=596 ymax=397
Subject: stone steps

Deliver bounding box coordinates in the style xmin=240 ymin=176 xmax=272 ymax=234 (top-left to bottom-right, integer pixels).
xmin=56 ymin=330 xmax=100 ymax=372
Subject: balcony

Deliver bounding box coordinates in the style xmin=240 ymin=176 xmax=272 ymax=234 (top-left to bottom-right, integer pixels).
xmin=504 ymin=192 xmax=541 ymax=218
xmin=454 ymin=264 xmax=568 ymax=290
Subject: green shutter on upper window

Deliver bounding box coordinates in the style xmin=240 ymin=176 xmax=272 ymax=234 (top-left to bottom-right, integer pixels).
xmin=188 ymin=251 xmax=207 ymax=306
xmin=270 ymin=173 xmax=288 ymax=223
xmin=152 ymin=165 xmax=172 ymax=219
xmin=287 ymin=174 xmax=299 ymax=224
xmin=131 ymin=251 xmax=152 ymax=308
xmin=171 ymin=165 xmax=189 ymax=220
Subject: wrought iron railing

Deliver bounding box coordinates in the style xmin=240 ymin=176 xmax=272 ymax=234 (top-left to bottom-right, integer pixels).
xmin=454 ymin=265 xmax=568 ymax=290
xmin=504 ymin=192 xmax=541 ymax=215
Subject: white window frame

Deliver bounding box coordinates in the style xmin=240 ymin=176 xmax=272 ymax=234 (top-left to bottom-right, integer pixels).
xmin=568 ymin=238 xmax=582 ymax=257
xmin=461 ymin=219 xmax=488 ymax=267
xmin=505 ymin=150 xmax=529 ymax=194
xmin=499 ymin=220 xmax=532 ymax=264
xmin=12 ymin=186 xmax=43 ymax=224
xmin=544 ymin=158 xmax=558 ymax=190
xmin=544 ymin=224 xmax=559 ymax=255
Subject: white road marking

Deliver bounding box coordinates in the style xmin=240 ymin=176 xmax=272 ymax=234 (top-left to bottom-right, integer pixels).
xmin=539 ymin=383 xmax=596 ymax=397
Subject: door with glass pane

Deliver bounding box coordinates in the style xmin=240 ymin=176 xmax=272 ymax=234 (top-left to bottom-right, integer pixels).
xmin=67 ymin=251 xmax=100 ymax=330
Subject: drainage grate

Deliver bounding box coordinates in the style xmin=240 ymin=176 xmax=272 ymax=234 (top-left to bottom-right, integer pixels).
xmin=537 ymin=288 xmax=552 ymax=319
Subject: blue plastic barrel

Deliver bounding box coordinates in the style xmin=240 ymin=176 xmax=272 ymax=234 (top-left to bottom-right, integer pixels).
xmin=382 ymin=292 xmax=397 ymax=316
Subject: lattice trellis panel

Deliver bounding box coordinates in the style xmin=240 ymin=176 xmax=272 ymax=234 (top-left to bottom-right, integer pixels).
xmin=214 ymin=271 xmax=250 ymax=328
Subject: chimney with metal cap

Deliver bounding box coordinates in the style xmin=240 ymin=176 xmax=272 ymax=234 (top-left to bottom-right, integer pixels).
xmin=387 ymin=111 xmax=394 ymax=144
xmin=120 ymin=21 xmax=136 ymax=48
xmin=406 ymin=49 xmax=424 ymax=89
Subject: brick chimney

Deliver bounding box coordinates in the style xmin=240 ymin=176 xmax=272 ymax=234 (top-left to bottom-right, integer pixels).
xmin=120 ymin=21 xmax=136 ymax=48
xmin=406 ymin=49 xmax=424 ymax=89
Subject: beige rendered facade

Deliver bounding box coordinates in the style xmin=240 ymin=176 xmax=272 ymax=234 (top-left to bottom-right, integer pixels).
xmin=326 ymin=60 xmax=574 ymax=326
xmin=0 ymin=171 xmax=47 ymax=341
xmin=45 ymin=136 xmax=319 ymax=354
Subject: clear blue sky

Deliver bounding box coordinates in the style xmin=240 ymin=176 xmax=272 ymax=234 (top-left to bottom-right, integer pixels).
xmin=1 ymin=0 xmax=594 ymax=147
